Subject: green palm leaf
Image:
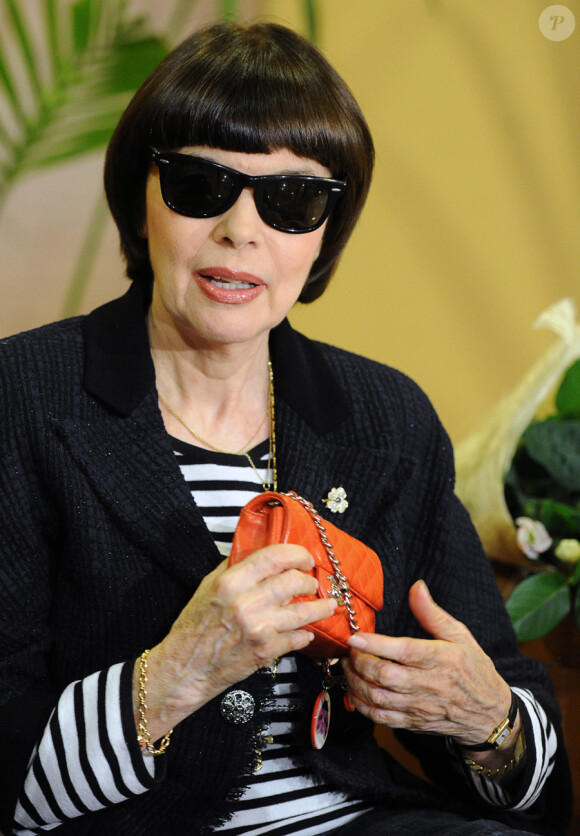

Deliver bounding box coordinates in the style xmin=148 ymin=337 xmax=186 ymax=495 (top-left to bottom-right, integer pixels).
xmin=0 ymin=0 xmax=168 ymax=201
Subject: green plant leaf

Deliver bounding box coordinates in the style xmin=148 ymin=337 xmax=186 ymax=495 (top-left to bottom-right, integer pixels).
xmin=17 ymin=36 xmax=167 ymax=174
xmin=506 ymin=572 xmax=571 ymax=642
xmin=101 ymin=36 xmax=168 ymax=94
xmin=0 ymin=2 xmax=168 ymax=198
xmin=4 ymin=0 xmax=43 ymax=102
xmin=537 ymin=498 xmax=580 ymax=538
xmin=72 ymin=0 xmax=96 ymax=56
xmin=555 ymin=358 xmax=580 ymax=419
xmin=0 ymin=30 xmax=28 ymax=130
xmin=304 ymin=0 xmax=318 ymax=41
xmin=220 ymin=0 xmax=237 ymax=21
xmin=521 ymin=420 xmax=580 ymax=492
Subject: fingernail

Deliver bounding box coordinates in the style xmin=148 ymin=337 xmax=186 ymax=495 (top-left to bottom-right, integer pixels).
xmin=348 ymin=634 xmax=368 ymax=650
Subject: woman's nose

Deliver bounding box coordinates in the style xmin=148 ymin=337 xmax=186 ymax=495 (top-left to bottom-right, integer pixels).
xmin=212 ymin=187 xmax=263 ymax=247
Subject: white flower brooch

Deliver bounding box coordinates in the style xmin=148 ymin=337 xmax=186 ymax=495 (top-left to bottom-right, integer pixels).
xmin=322 ymin=487 xmax=349 ymax=514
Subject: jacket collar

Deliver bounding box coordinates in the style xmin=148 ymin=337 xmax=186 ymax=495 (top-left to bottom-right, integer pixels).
xmin=83 ymin=281 xmax=350 ymax=434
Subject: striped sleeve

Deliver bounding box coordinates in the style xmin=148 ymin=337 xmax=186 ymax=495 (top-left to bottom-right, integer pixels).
xmin=12 ymin=661 xmax=160 ymax=834
xmin=462 ymin=688 xmax=556 ymax=810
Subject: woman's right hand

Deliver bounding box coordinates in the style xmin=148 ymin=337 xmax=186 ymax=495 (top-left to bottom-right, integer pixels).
xmin=132 ymin=544 xmax=336 ymax=741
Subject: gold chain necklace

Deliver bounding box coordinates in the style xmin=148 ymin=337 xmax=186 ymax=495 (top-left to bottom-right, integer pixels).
xmin=159 ymin=361 xmax=277 ymax=492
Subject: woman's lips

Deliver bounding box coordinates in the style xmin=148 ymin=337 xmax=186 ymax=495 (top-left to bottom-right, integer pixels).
xmin=195 ymin=267 xmax=265 ymax=304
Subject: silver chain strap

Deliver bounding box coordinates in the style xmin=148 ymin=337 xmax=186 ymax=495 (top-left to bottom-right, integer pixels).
xmin=283 ymin=491 xmax=360 ymax=633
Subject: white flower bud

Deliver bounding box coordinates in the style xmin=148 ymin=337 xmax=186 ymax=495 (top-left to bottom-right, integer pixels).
xmin=554 ymin=538 xmax=580 ymax=564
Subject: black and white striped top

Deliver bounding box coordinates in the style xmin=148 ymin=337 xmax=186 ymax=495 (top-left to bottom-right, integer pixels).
xmin=13 ymin=439 xmax=556 ymax=835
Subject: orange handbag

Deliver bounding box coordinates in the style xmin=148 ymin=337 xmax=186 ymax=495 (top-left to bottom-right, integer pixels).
xmin=229 ymin=491 xmax=384 ymax=659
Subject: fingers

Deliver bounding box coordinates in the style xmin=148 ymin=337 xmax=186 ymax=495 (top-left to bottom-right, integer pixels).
xmin=218 ymin=558 xmax=335 ymax=628
xmin=240 ymin=561 xmax=319 ymax=605
xmin=210 ymin=544 xmax=338 ymax=644
xmin=228 ymin=624 xmax=316 ymax=668
xmin=341 ymin=646 xmax=468 ymax=733
xmin=217 ymin=563 xmax=316 ymax=610
xmin=345 ymin=580 xmax=478 ymax=666
xmin=347 ymin=630 xmax=445 ymax=671
xmin=348 ymin=632 xmax=413 ymax=666
xmin=227 ymin=543 xmax=316 ymax=585
xmin=232 ymin=590 xmax=337 ymax=639
xmin=341 ymin=665 xmax=431 ymax=727
xmin=209 ymin=549 xmax=320 ymax=609
xmin=407 ymin=580 xmax=478 ymax=647
xmin=343 ymin=645 xmax=422 ymax=690
xmin=341 ymin=655 xmax=421 ymax=727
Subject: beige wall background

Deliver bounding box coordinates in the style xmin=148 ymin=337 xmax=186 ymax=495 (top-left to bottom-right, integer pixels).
xmin=1 ymin=0 xmax=579 ymax=446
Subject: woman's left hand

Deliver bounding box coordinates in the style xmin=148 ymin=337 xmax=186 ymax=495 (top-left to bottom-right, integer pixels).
xmin=342 ymin=579 xmax=515 ymax=750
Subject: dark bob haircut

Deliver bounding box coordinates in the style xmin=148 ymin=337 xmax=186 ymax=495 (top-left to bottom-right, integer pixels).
xmin=104 ymin=22 xmax=374 ymax=303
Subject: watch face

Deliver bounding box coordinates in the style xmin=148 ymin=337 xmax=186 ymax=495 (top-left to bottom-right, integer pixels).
xmin=493 ymin=725 xmax=513 ymax=747
xmin=488 ymin=713 xmax=514 ymax=748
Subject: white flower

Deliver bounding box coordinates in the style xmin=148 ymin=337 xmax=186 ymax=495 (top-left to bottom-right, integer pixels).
xmin=323 ymin=487 xmax=349 ymax=514
xmin=554 ymin=538 xmax=580 ymax=564
xmin=515 ymin=517 xmax=552 ymax=560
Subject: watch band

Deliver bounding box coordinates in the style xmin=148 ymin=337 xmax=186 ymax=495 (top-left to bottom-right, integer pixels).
xmin=464 ymin=689 xmax=518 ymax=751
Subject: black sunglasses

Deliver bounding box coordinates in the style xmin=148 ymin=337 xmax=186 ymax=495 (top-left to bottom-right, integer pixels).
xmin=151 ymin=148 xmax=347 ymax=234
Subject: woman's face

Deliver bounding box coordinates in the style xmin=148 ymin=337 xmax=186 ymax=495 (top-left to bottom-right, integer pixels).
xmin=144 ymin=146 xmax=329 ymax=353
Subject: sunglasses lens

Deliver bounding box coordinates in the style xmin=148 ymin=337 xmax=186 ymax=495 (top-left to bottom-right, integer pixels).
xmin=260 ymin=179 xmax=330 ymax=232
xmin=160 ymin=157 xmax=237 ymax=218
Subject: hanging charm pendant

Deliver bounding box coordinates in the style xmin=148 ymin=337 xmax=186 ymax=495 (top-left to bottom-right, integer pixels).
xmin=322 ymin=487 xmax=348 ymax=514
xmin=311 ymin=690 xmax=331 ymax=749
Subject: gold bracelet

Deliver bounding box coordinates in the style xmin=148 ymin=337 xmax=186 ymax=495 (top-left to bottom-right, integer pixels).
xmin=136 ymin=649 xmax=173 ymax=756
xmin=465 ymin=727 xmax=526 ymax=781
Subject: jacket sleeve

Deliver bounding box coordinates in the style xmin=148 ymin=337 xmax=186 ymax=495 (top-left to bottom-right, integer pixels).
xmin=11 ymin=662 xmax=159 ymax=835
xmin=0 ymin=352 xmax=160 ymax=834
xmin=0 ymin=358 xmax=62 ymax=828
xmin=392 ymin=399 xmax=573 ymax=835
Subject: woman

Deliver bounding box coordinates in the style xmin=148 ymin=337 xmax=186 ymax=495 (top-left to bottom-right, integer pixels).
xmin=0 ymin=22 xmax=571 ymax=836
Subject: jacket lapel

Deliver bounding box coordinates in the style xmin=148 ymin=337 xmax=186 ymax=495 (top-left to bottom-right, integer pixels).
xmin=51 ymin=394 xmax=220 ymax=589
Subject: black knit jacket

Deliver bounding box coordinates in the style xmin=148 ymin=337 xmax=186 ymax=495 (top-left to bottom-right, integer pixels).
xmin=0 ymin=283 xmax=572 ymax=835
